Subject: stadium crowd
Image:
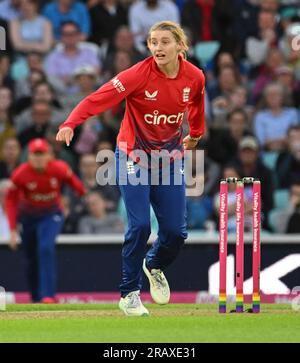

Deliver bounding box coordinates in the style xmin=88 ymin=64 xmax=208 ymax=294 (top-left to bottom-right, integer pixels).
xmin=1 ymin=0 xmax=300 ymax=236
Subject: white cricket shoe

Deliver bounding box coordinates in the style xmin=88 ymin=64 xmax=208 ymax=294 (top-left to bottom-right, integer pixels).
xmin=143 ymin=259 xmax=170 ymax=305
xmin=119 ymin=290 xmax=149 ymax=316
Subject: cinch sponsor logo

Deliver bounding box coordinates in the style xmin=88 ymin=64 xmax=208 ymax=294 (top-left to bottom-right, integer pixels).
xmin=144 ymin=110 xmax=184 ymax=125
xmin=111 ymin=77 xmax=125 ymax=93
xmin=31 ymin=192 xmax=57 ymax=202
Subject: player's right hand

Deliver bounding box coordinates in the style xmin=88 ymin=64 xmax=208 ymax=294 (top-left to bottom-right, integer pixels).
xmin=9 ymin=230 xmax=19 ymax=251
xmin=56 ymin=127 xmax=74 ymax=146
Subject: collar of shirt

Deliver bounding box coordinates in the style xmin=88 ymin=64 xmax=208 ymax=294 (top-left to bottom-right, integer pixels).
xmin=151 ymin=55 xmax=186 ymax=80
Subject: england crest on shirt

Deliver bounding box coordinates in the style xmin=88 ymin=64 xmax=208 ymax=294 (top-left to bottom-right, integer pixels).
xmin=183 ymin=87 xmax=191 ymax=102
xmin=50 ymin=177 xmax=58 ymax=188
xmin=26 ymin=182 xmax=37 ymax=190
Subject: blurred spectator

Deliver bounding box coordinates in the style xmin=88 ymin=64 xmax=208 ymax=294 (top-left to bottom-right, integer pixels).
xmin=60 ymin=148 xmax=116 ymax=220
xmin=284 ymin=182 xmax=300 ymax=233
xmin=252 ymin=48 xmax=285 ymax=102
xmin=174 ymin=0 xmax=186 ymax=13
xmin=208 ymin=65 xmax=241 ymax=101
xmin=0 ymin=53 xmax=14 ymax=89
xmin=129 ymin=0 xmax=180 ymax=54
xmin=214 ymin=164 xmax=253 ymax=232
xmin=209 ymin=96 xmax=231 ymax=127
xmin=96 ymin=139 xmax=114 ymax=153
xmin=0 ymin=179 xmax=11 ymax=240
xmin=44 ymin=21 xmax=101 ymax=94
xmin=275 ymin=64 xmax=300 ymax=107
xmin=80 ymin=153 xmax=110 ymax=189
xmin=279 ymin=6 xmax=300 ymax=34
xmin=211 ymin=0 xmax=237 ymax=51
xmin=186 ymin=148 xmax=219 ymax=230
xmin=78 ymin=153 xmax=120 ymax=211
xmin=102 ymin=26 xmax=145 ymax=72
xmin=260 ymin=0 xmax=279 ymax=12
xmin=78 ymin=191 xmax=123 ymax=234
xmin=270 ymin=181 xmax=300 ymax=233
xmin=99 ymin=101 xmax=125 ymax=150
xmin=208 ymin=65 xmax=242 ymax=125
xmin=15 ymin=68 xmax=47 ymax=103
xmin=15 ymin=81 xmax=65 ymax=131
xmin=86 ymin=0 xmax=99 ymax=8
xmin=31 ymin=81 xmax=62 ymax=109
xmin=42 ymin=0 xmax=91 ymax=40
xmin=103 ymin=49 xmax=133 ymax=82
xmin=276 ymin=125 xmax=300 ymax=189
xmin=0 ymin=137 xmax=21 ymax=179
xmin=229 ymin=86 xmax=254 ymax=120
xmin=207 ymin=108 xmax=252 ymax=164
xmin=15 ymin=79 xmax=61 ymax=113
xmin=60 ymin=194 xmax=79 ymax=233
xmin=206 ymin=51 xmax=248 ymax=86
xmin=246 ymin=9 xmax=279 ymax=67
xmin=74 ymin=116 xmax=100 ymax=155
xmin=254 ymin=82 xmax=298 ymax=151
xmin=232 ymin=136 xmax=274 ymax=229
xmin=227 ymin=108 xmax=252 ymax=141
xmin=182 ymin=0 xmax=216 ymax=44
xmin=89 ymin=0 xmax=128 ymax=50
xmin=17 ymin=100 xmax=54 ymax=146
xmin=183 ymin=0 xmax=236 ymax=50
xmin=0 ymin=0 xmax=21 ymax=21
xmin=233 ymin=0 xmax=260 ymax=57
xmin=11 ymin=51 xmax=44 ymax=83
xmin=0 ymin=86 xmax=15 ymax=157
xmin=9 ymin=0 xmax=53 ymax=55
xmin=60 ymin=65 xmax=98 ymax=113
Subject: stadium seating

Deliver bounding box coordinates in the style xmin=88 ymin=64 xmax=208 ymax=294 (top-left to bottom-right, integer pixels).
xmin=194 ymin=41 xmax=220 ymax=68
xmin=261 ymin=151 xmax=279 ymax=171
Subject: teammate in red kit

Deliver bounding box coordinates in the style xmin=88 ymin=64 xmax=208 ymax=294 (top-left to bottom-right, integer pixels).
xmin=56 ymin=21 xmax=205 ymax=315
xmin=5 ymin=138 xmax=85 ymax=303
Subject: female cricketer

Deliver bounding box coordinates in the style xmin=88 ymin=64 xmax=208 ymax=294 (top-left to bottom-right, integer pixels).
xmin=56 ymin=21 xmax=205 ymax=316
xmin=5 ymin=138 xmax=85 ymax=303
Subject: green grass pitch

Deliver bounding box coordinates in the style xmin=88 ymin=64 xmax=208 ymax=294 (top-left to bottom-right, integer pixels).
xmin=0 ymin=304 xmax=299 ymax=343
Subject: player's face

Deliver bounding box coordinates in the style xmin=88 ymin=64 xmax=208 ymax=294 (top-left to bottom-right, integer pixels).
xmin=29 ymin=152 xmax=50 ymax=171
xmin=148 ymin=30 xmax=181 ymax=67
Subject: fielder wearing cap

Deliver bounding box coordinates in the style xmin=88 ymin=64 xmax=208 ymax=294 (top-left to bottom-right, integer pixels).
xmin=28 ymin=138 xmax=50 ymax=153
xmin=5 ymin=138 xmax=86 ymax=303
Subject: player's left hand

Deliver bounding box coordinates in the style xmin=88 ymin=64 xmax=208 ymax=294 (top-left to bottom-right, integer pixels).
xmin=56 ymin=127 xmax=74 ymax=146
xmin=183 ymin=135 xmax=201 ymax=150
